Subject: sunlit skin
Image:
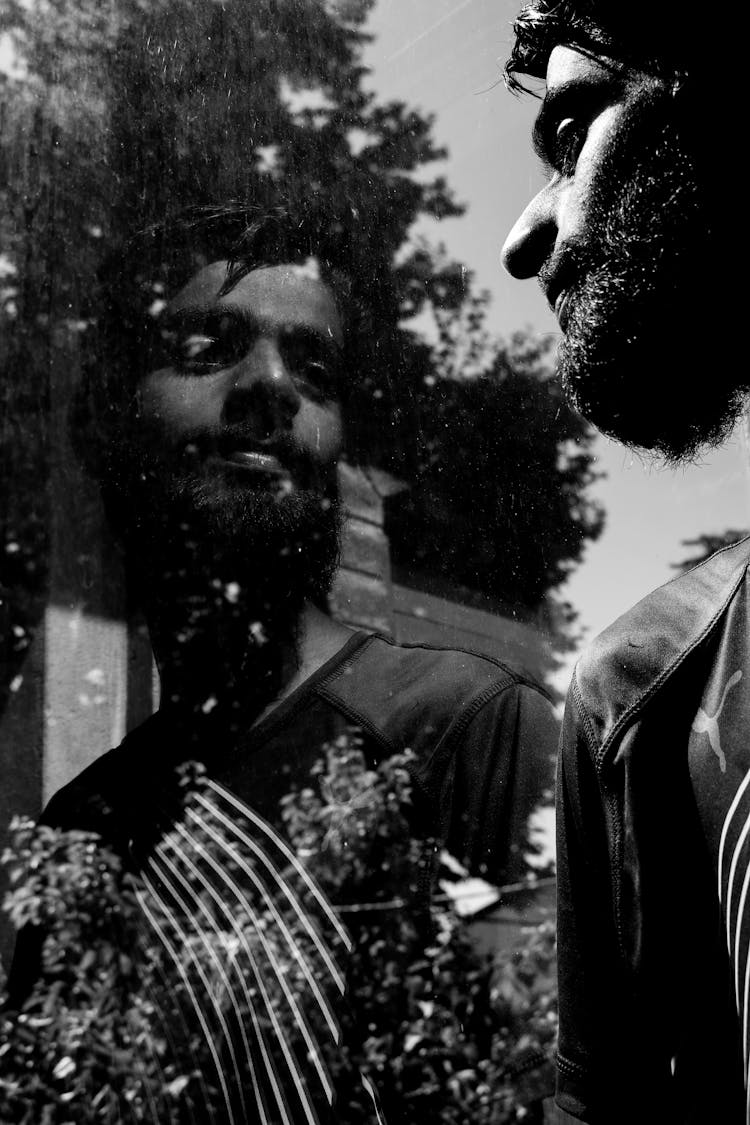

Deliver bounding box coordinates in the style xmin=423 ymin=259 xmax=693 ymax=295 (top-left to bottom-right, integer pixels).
xmin=501 ymin=45 xmax=667 ymax=326
xmin=498 ymin=45 xmax=745 ymax=459
xmin=134 ymin=260 xmax=354 ymax=719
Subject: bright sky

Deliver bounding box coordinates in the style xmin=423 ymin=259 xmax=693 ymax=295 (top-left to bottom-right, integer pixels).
xmin=364 ymin=0 xmax=750 ymax=686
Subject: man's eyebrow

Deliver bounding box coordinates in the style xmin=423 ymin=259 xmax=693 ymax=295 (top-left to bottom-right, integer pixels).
xmin=281 ymin=323 xmax=343 ymax=356
xmin=160 ymin=303 xmax=243 ymax=328
xmin=161 ymin=305 xmax=342 ymax=351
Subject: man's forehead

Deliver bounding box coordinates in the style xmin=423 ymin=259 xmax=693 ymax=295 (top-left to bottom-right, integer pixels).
xmin=167 ymin=259 xmax=343 ymax=338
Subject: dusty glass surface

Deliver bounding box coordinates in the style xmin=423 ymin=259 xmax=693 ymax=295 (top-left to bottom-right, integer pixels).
xmin=0 ymin=2 xmax=601 ymax=788
xmin=0 ymin=3 xmax=610 ymax=1119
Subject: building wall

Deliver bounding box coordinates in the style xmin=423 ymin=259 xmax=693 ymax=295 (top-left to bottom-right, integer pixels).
xmin=392 ymin=584 xmax=554 ymax=686
xmin=332 ymin=463 xmax=556 ymax=686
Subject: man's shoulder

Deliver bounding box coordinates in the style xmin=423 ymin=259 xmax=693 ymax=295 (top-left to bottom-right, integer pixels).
xmin=573 ymin=536 xmax=750 ymax=754
xmin=319 ymin=632 xmax=551 ymax=752
xmin=41 ymin=712 xmax=167 ymax=837
xmin=325 ymin=632 xmax=548 ymax=704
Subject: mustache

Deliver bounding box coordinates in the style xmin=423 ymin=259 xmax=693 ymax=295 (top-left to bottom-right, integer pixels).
xmin=538 ymin=244 xmax=591 ymax=310
xmin=172 ymin=427 xmax=320 ymax=477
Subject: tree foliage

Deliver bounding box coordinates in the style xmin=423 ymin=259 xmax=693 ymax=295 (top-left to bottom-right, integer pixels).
xmin=386 ymin=330 xmax=604 ymax=612
xmin=672 ymin=529 xmax=748 ymax=575
xmin=281 ymin=732 xmax=558 ymax=1123
xmin=0 ymin=0 xmax=604 ymax=714
xmin=0 ymin=737 xmax=557 ymax=1123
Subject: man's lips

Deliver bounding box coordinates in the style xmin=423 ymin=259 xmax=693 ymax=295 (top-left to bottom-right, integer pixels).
xmin=554 ymin=289 xmax=572 ymax=330
xmin=542 ymin=251 xmax=584 ymax=331
xmin=220 ymin=450 xmax=285 ymax=475
xmin=182 ymin=435 xmax=302 ymax=481
xmin=542 ymin=275 xmax=573 ymax=331
xmin=194 ymin=444 xmax=289 ymax=477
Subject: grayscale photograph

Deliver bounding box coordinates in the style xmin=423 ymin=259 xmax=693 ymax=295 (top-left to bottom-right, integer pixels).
xmin=0 ymin=2 xmax=745 ymax=1122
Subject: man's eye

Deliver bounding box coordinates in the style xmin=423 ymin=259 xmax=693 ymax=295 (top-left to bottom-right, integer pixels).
xmin=181 ymin=333 xmax=218 ymax=360
xmin=551 ymin=117 xmax=586 ymax=175
xmin=283 ymin=339 xmax=341 ymax=400
xmin=294 ymin=359 xmax=338 ymax=400
xmin=161 ymin=322 xmax=246 ymax=371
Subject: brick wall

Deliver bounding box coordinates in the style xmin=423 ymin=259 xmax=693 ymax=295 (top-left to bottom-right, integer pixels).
xmin=331 ymin=463 xmax=556 ymax=686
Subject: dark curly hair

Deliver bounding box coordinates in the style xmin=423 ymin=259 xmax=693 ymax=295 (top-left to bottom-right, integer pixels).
xmin=504 ymin=2 xmax=699 ymax=93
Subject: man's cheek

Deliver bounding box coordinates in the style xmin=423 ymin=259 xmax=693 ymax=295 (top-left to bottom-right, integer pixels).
xmin=314 ymin=408 xmax=344 ymax=464
xmin=138 ymin=376 xmax=215 ymax=445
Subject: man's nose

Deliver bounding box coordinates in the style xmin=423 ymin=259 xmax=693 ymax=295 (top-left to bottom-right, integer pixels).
xmin=223 ymin=339 xmax=302 ymax=432
xmin=501 ymin=187 xmax=558 ymax=280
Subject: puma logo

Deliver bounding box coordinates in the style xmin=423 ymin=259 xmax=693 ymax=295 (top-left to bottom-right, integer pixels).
xmin=692 ymin=669 xmax=743 ymax=773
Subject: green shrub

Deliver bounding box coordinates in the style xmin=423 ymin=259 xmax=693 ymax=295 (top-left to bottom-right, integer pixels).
xmin=0 ymin=737 xmax=557 ymax=1122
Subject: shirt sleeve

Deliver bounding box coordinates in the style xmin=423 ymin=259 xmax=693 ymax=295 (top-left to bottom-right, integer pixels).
xmin=447 ymin=679 xmax=560 ymax=887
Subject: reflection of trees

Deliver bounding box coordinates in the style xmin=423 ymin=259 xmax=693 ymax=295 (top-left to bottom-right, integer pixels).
xmin=386 ymin=330 xmax=604 ymax=628
xmin=0 ymin=0 xmax=604 ymax=713
xmin=672 ymin=530 xmax=749 ymax=575
xmin=1 ymin=743 xmax=557 ymax=1122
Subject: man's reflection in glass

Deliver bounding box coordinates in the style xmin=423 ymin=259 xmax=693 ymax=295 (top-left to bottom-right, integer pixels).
xmin=11 ymin=209 xmax=558 ymax=1121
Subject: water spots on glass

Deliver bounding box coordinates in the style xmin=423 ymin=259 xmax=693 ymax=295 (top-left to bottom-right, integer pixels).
xmin=288 ymin=256 xmax=322 ymax=282
xmin=2 ymin=298 xmax=17 ymax=319
xmin=249 ymin=621 xmax=267 ymax=646
xmin=0 ymin=252 xmax=17 ymax=279
xmin=255 ymin=144 xmax=279 ymax=174
xmin=52 ymin=1056 xmax=76 ymax=1082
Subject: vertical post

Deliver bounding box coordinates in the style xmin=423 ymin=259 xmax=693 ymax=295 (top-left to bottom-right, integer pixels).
xmin=0 ymin=343 xmax=154 ymax=964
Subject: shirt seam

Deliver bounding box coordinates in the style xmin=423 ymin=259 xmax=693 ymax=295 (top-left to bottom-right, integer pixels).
xmin=569 ymin=672 xmax=626 ymax=964
xmin=556 ymin=1051 xmax=589 ymax=1079
xmin=353 ymin=633 xmax=555 ymax=703
xmin=242 ymin=631 xmax=373 ymax=752
xmin=313 ymin=680 xmax=399 ymax=757
xmin=594 ymin=563 xmax=749 ymax=767
xmin=413 ymin=677 xmax=530 ymax=800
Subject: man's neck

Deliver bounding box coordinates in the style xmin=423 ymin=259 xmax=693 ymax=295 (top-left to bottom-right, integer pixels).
xmin=251 ymin=602 xmax=355 ymax=726
xmin=150 ymin=594 xmax=354 ymax=727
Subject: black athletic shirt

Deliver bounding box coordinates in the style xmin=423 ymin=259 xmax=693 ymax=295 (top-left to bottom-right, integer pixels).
xmin=556 ymin=539 xmax=750 ymax=1124
xmin=12 ymin=632 xmax=557 ymax=1123
xmin=39 ymin=631 xmax=557 ymax=887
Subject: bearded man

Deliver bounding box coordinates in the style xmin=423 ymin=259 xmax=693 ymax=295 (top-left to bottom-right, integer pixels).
xmin=8 ymin=208 xmax=557 ymax=1121
xmin=502 ymin=5 xmax=750 ymax=1123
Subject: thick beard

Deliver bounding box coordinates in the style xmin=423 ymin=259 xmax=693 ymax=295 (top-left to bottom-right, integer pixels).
xmin=112 ymin=444 xmax=342 ymax=608
xmin=553 ymin=96 xmax=748 ymax=463
xmin=108 ymin=451 xmax=342 ymax=721
xmin=165 ymin=467 xmax=343 ymax=608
